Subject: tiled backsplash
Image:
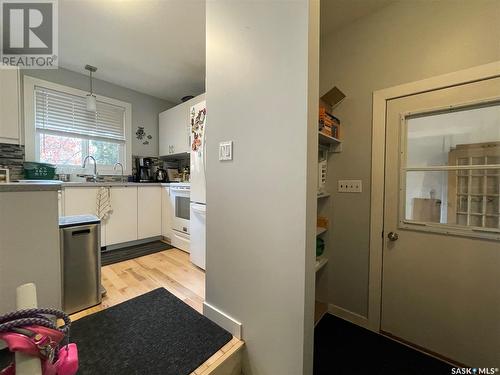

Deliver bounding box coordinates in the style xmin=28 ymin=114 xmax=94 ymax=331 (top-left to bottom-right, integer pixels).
xmin=0 ymin=143 xmax=24 ymax=181
xmin=0 ymin=145 xmax=188 ymax=182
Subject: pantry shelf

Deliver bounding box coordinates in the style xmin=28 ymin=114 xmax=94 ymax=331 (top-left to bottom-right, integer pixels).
xmin=315 ymin=256 xmax=328 ymax=272
xmin=318 ymin=132 xmax=342 ymax=153
xmin=316 ymin=227 xmax=327 ymax=236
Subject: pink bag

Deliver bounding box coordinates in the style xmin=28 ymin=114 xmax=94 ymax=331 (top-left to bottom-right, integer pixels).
xmin=0 ymin=309 xmax=78 ymax=375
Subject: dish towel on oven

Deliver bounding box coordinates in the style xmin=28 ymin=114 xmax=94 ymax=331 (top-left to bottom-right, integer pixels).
xmin=97 ymin=187 xmax=112 ymax=220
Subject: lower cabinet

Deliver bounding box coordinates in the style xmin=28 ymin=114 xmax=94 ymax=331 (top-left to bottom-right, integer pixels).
xmin=138 ymin=186 xmax=162 ymax=239
xmin=105 ymin=187 xmax=138 ymax=246
xmin=62 ymin=187 xmax=107 ymax=247
xmin=161 ymin=186 xmax=172 ymax=241
xmin=62 ymin=185 xmax=163 ymax=248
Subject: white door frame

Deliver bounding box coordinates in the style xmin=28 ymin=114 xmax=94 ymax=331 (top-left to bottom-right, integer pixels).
xmin=368 ymin=61 xmax=500 ymax=332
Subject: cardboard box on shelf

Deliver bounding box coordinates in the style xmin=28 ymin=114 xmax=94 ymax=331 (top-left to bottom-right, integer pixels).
xmin=317 ymin=216 xmax=329 ymax=229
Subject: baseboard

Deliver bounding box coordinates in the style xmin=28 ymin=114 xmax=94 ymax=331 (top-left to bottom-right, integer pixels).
xmin=104 ymin=236 xmax=163 ymax=251
xmin=203 ymin=302 xmax=242 ymax=339
xmin=328 ymin=304 xmax=371 ymax=330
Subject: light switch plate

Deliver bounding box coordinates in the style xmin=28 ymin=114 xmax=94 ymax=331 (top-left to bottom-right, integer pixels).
xmin=219 ymin=141 xmax=233 ymax=161
xmin=338 ymin=179 xmax=362 ymax=193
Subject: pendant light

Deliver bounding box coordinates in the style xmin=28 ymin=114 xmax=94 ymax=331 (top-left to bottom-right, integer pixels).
xmin=85 ymin=64 xmax=97 ymax=112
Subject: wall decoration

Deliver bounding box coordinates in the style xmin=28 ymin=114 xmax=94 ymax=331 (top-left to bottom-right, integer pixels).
xmin=135 ymin=126 xmax=153 ymax=145
xmin=191 ymin=104 xmax=206 ymax=152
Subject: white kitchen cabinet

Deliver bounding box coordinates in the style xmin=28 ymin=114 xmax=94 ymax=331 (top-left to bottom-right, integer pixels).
xmin=138 ymin=186 xmax=162 ymax=239
xmin=0 ymin=67 xmax=21 ymax=144
xmin=158 ymin=93 xmax=205 ymax=157
xmin=161 ymin=186 xmax=173 ymax=241
xmin=63 ymin=187 xmax=107 ymax=246
xmin=106 ymin=186 xmax=138 ymax=246
xmin=159 ymin=103 xmax=189 ymax=156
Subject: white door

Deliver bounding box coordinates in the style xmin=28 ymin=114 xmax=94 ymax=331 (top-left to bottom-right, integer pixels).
xmin=106 ymin=187 xmax=138 ymax=245
xmin=190 ymin=203 xmax=206 ymax=269
xmin=382 ymin=77 xmax=500 ymax=366
xmin=137 ymin=186 xmax=162 ymax=239
xmin=63 ymin=187 xmax=106 ymax=246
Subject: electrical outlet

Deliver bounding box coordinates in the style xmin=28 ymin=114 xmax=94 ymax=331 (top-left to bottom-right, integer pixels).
xmin=338 ymin=179 xmax=362 ymax=193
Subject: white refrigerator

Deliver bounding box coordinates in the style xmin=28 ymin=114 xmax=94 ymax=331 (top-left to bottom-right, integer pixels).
xmin=189 ymin=100 xmax=207 ymax=269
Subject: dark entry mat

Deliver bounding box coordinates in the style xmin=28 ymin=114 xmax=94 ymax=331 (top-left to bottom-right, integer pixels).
xmin=70 ymin=288 xmax=232 ymax=375
xmin=101 ymin=240 xmax=172 ymax=266
xmin=314 ymin=314 xmax=453 ymax=375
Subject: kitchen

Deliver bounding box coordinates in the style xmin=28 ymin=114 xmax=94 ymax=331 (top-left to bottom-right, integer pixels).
xmin=0 ymin=80 xmax=208 ymax=311
xmin=0 ymin=0 xmax=209 ymax=320
xmin=2 ymin=1 xmax=498 ymax=374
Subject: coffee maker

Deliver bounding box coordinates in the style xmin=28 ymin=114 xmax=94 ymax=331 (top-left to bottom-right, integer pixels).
xmin=135 ymin=157 xmax=154 ymax=182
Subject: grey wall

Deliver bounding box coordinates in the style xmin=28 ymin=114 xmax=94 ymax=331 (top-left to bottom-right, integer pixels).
xmin=205 ymin=1 xmax=318 ymax=374
xmin=319 ymin=0 xmax=500 ymax=316
xmin=20 ymin=67 xmax=174 ymax=157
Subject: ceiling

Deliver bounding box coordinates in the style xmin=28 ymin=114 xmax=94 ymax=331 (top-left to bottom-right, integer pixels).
xmin=59 ymin=0 xmax=205 ymax=103
xmin=320 ymin=0 xmax=395 ymax=37
xmin=58 ymin=1 xmax=392 ymax=103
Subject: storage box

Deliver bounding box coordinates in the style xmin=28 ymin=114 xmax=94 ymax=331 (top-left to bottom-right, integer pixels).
xmin=317 ymin=216 xmax=329 ymax=229
xmin=23 ymin=162 xmax=56 ymax=180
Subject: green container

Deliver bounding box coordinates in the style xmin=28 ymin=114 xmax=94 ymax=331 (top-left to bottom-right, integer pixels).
xmin=316 ymin=238 xmax=325 ymax=257
xmin=23 ymin=162 xmax=56 ymax=180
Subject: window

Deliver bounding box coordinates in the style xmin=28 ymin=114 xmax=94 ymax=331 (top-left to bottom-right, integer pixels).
xmin=24 ymin=77 xmax=132 ymax=174
xmin=402 ymin=102 xmax=500 ymax=234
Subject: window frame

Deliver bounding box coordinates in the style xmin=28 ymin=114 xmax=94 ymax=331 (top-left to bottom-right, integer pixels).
xmin=24 ymin=76 xmax=132 ymax=175
xmin=398 ymin=98 xmax=500 ymax=241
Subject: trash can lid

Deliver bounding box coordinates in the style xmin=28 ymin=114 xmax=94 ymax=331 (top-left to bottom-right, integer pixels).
xmin=59 ymin=214 xmax=100 ymax=228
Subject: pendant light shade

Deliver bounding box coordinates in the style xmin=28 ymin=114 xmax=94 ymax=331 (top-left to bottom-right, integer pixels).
xmin=84 ymin=64 xmax=98 ymax=112
xmin=86 ymin=94 xmax=97 ymax=112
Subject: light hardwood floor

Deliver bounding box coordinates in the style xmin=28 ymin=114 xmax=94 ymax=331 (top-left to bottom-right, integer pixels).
xmin=70 ymin=247 xmax=243 ymax=375
xmin=71 ymin=248 xmax=205 ymax=320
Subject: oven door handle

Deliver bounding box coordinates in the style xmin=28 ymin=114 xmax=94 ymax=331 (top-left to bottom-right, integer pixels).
xmin=170 ymin=187 xmax=190 ymax=193
xmin=191 ymin=204 xmax=206 ymax=214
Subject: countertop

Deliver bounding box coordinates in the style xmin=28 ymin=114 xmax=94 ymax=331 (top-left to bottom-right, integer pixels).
xmin=0 ymin=181 xmax=190 ymax=190
xmin=61 ymin=182 xmax=190 ymax=187
xmin=0 ymin=181 xmax=62 ymax=192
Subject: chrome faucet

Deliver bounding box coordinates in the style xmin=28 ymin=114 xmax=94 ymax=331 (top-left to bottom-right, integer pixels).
xmin=82 ymin=155 xmax=98 ymax=182
xmin=113 ymin=162 xmax=125 ymax=182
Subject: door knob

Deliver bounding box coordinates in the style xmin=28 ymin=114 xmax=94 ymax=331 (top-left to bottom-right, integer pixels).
xmin=387 ymin=232 xmax=399 ymax=241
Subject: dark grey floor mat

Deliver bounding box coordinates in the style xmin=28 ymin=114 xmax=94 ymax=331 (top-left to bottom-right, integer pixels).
xmin=314 ymin=314 xmax=453 ymax=375
xmin=70 ymin=288 xmax=232 ymax=375
xmin=101 ymin=240 xmax=172 ymax=266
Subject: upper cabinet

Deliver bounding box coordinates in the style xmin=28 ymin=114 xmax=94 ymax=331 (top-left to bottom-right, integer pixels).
xmin=159 ymin=93 xmax=205 ymax=156
xmin=0 ymin=67 xmax=21 ymax=144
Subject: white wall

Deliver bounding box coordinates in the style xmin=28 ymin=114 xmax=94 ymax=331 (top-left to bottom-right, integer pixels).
xmin=205 ymin=1 xmax=319 ymax=374
xmin=20 ymin=68 xmax=174 ymax=157
xmin=319 ymin=0 xmax=500 ymax=317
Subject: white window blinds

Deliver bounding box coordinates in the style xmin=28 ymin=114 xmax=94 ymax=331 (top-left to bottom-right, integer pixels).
xmin=35 ymin=86 xmax=126 ymax=142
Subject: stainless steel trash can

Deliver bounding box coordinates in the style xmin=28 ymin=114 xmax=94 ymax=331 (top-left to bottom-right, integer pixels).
xmin=59 ymin=215 xmax=102 ymax=314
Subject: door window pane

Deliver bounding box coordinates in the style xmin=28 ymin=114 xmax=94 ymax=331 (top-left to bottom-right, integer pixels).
xmin=407 ymin=103 xmax=500 ymax=168
xmin=403 ymin=103 xmax=500 ymax=232
xmin=405 ymin=170 xmax=500 ymax=229
xmin=405 ymin=171 xmax=446 ymax=224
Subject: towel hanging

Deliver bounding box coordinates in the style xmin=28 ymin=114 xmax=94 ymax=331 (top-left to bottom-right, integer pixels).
xmin=96 ymin=187 xmax=112 ymax=220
